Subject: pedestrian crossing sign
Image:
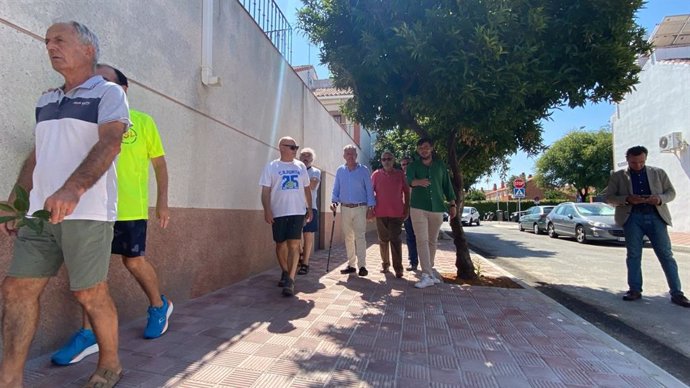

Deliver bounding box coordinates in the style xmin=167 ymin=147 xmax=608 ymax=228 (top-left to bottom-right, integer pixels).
xmin=513 ymin=188 xmax=526 ymax=198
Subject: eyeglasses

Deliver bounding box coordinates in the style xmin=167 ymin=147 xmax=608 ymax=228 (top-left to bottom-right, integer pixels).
xmin=280 ymin=144 xmax=299 ymax=151
xmin=381 ymin=157 xmax=393 ymax=161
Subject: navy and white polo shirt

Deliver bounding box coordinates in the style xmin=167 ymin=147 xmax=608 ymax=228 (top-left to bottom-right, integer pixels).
xmin=30 ymin=75 xmax=130 ymax=222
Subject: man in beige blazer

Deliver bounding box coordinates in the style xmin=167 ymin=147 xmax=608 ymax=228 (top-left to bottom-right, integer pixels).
xmin=606 ymin=145 xmax=689 ymax=307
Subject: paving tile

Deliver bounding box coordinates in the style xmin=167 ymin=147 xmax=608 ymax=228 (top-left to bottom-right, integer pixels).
xmin=459 ymin=371 xmax=499 ymax=387
xmin=220 ymin=368 xmax=262 ymax=387
xmin=188 ymin=364 xmax=233 ymax=383
xmin=551 ymin=367 xmax=595 ymax=385
xmin=176 ymin=380 xmax=216 ymax=388
xmin=251 ymin=373 xmax=294 ymax=387
xmin=23 ymin=232 xmax=685 ymax=388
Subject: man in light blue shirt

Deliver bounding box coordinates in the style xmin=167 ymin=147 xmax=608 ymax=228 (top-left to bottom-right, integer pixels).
xmin=331 ymin=145 xmax=375 ymax=276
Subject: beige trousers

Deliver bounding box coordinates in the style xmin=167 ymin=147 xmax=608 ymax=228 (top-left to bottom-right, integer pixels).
xmin=410 ymin=208 xmax=444 ymax=277
xmin=341 ymin=206 xmax=368 ymax=268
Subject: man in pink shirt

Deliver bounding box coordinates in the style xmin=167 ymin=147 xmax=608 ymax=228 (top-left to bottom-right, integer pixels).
xmin=371 ymin=151 xmax=410 ymax=278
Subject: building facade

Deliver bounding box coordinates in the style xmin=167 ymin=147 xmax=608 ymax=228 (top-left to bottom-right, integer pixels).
xmin=611 ymin=14 xmax=690 ymax=232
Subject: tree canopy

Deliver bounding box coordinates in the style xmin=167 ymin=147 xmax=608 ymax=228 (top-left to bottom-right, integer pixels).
xmin=370 ymin=128 xmax=419 ymax=171
xmin=299 ymin=0 xmax=650 ymax=278
xmin=535 ymin=128 xmax=613 ymax=200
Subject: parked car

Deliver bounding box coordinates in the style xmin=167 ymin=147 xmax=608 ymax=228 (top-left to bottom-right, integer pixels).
xmin=509 ymin=210 xmax=528 ymax=222
xmin=545 ymin=202 xmax=624 ymax=244
xmin=461 ymin=206 xmax=480 ymax=226
xmin=518 ymin=206 xmax=556 ymax=234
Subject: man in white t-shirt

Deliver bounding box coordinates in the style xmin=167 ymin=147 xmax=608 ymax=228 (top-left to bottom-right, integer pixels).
xmin=260 ymin=137 xmax=312 ymax=296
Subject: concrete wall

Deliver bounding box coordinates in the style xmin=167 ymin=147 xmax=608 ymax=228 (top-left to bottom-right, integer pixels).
xmin=611 ymin=59 xmax=690 ymax=232
xmin=0 ymin=0 xmax=369 ymax=356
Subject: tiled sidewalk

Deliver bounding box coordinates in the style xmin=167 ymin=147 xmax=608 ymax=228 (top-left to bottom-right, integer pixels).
xmin=25 ymin=233 xmax=686 ymax=387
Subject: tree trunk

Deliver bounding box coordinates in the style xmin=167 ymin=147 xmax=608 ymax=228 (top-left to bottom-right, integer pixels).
xmin=446 ymin=134 xmax=478 ymax=280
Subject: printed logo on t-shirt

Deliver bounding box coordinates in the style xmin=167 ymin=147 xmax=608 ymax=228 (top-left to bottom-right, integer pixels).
xmin=279 ymin=169 xmax=301 ymax=190
xmin=122 ymin=127 xmax=138 ymax=144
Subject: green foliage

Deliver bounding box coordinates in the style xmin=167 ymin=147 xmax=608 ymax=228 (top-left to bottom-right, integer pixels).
xmin=0 ymin=186 xmax=50 ymax=234
xmin=299 ymin=0 xmax=649 ymax=276
xmin=543 ymin=189 xmax=571 ymax=201
xmin=299 ymin=0 xmax=649 ymax=160
xmin=370 ymin=128 xmax=419 ymax=170
xmin=535 ymin=128 xmax=612 ymax=199
xmin=466 ymin=199 xmax=564 ymax=219
xmin=465 ymin=189 xmax=486 ymax=201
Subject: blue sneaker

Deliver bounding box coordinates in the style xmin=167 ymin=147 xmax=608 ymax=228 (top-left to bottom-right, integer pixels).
xmin=144 ymin=295 xmax=173 ymax=339
xmin=51 ymin=328 xmax=99 ymax=365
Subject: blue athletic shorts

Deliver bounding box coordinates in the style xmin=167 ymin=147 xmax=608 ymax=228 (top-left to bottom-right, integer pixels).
xmin=303 ymin=208 xmax=318 ymax=233
xmin=111 ymin=220 xmax=147 ymax=258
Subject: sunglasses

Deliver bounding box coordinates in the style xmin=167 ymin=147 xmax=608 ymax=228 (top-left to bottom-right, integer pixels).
xmin=281 ymin=144 xmax=299 ymax=151
xmin=381 ymin=157 xmax=393 ymax=161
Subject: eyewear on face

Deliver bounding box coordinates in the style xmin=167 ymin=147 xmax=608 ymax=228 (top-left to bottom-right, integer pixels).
xmin=381 ymin=157 xmax=393 ymax=161
xmin=281 ymin=144 xmax=299 ymax=151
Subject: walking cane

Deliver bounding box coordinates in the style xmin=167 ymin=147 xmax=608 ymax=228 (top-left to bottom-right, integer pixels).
xmin=326 ymin=206 xmax=337 ymax=272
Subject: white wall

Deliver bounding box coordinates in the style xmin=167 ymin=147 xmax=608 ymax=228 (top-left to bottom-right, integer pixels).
xmin=611 ymin=60 xmax=690 ymax=231
xmin=0 ymin=0 xmax=380 ymax=355
xmin=0 ymin=0 xmax=366 ymax=214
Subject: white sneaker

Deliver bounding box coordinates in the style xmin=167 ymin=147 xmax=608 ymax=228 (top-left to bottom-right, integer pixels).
xmin=415 ymin=274 xmax=435 ymax=289
xmin=432 ymin=268 xmax=442 ymax=279
xmin=432 ymin=276 xmax=441 ymax=284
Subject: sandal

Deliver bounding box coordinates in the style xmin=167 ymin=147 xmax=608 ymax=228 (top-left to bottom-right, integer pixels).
xmin=297 ymin=264 xmax=309 ymax=275
xmin=83 ymin=367 xmax=122 ymax=388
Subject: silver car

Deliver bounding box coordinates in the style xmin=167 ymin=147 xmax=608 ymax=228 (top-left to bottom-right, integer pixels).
xmin=518 ymin=205 xmax=555 ymax=234
xmin=461 ymin=206 xmax=480 ymax=226
xmin=546 ymin=202 xmax=624 ymax=244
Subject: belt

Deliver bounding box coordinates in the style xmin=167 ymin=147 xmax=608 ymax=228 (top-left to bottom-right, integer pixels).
xmin=631 ymin=205 xmax=656 ymax=214
xmin=342 ymin=202 xmax=367 ymax=208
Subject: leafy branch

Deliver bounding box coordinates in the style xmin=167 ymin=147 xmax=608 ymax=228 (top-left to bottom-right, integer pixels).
xmin=0 ymin=186 xmax=51 ymax=234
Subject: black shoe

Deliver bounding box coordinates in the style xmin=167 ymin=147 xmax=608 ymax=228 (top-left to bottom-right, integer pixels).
xmin=395 ymin=271 xmax=404 ymax=278
xmin=622 ymin=290 xmax=642 ymax=301
xmin=359 ymin=267 xmax=368 ymax=276
xmin=406 ymin=265 xmax=417 ymax=271
xmin=340 ymin=266 xmax=356 ymax=274
xmin=671 ymin=294 xmax=690 ymax=308
xmin=297 ymin=264 xmax=309 ymax=275
xmin=277 ymin=271 xmax=289 ymax=287
xmin=380 ymin=266 xmax=390 ymax=274
xmin=282 ymin=278 xmax=295 ymax=297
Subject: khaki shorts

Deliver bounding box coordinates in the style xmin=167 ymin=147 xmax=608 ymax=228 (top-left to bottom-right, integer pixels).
xmin=9 ymin=220 xmax=114 ymax=290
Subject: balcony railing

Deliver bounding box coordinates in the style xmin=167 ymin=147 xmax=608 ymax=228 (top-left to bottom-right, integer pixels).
xmin=238 ymin=0 xmax=293 ymax=63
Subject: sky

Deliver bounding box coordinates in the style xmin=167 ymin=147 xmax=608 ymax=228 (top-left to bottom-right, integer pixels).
xmin=275 ymin=0 xmax=690 ymax=188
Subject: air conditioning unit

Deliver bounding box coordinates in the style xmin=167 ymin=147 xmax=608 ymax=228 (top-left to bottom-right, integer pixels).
xmin=659 ymin=132 xmax=684 ymax=153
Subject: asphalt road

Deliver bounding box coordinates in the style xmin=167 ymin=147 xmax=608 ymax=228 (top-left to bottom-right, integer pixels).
xmin=456 ymin=221 xmax=690 ymax=384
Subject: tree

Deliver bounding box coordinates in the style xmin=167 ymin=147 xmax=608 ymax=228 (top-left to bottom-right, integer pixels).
xmin=299 ymin=0 xmax=650 ymax=279
xmin=535 ymin=128 xmax=612 ymax=200
xmin=370 ymin=128 xmax=419 ymax=170
xmin=465 ymin=189 xmax=486 ymax=201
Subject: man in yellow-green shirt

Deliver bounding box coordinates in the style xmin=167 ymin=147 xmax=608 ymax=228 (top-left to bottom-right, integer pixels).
xmin=52 ymin=64 xmax=173 ymax=366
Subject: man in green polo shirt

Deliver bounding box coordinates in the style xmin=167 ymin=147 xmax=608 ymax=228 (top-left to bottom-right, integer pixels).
xmin=406 ymin=138 xmax=457 ymax=288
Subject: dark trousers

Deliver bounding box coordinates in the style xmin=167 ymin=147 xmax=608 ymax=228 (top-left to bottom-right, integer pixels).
xmin=376 ymin=217 xmax=404 ymax=273
xmin=404 ymin=216 xmax=418 ymax=266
